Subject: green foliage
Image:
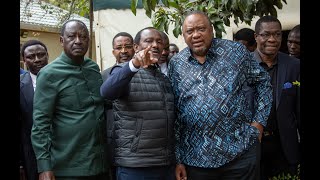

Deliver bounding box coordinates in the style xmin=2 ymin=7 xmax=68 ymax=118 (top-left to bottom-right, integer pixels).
xmin=269 ymin=164 xmax=300 ymax=180
xmin=130 ymin=0 xmax=288 ymax=38
xmin=23 ymin=0 xmax=90 ymax=28
xmin=269 ymin=173 xmax=300 ymax=180
xmin=46 ymin=0 xmax=89 ymax=17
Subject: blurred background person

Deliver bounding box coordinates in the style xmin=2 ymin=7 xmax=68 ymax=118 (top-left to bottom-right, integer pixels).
xmin=101 ymin=32 xmax=135 ymax=80
xmin=20 ymin=67 xmax=26 ymax=74
xmin=167 ymin=43 xmax=179 ymax=63
xmin=101 ymin=32 xmax=135 ymax=180
xmin=20 ymin=39 xmax=49 ymax=180
xmin=158 ymin=31 xmax=170 ymax=76
xmin=234 ymin=28 xmax=257 ymax=52
xmin=287 ymin=24 xmax=300 ymax=59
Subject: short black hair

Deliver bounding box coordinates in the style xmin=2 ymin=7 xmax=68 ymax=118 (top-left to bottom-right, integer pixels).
xmin=112 ymin=32 xmax=133 ymax=47
xmin=234 ymin=28 xmax=256 ymax=46
xmin=21 ymin=40 xmax=48 ymax=58
xmin=255 ymin=15 xmax=282 ymax=33
xmin=289 ymin=24 xmax=300 ymax=35
xmin=60 ymin=19 xmax=88 ymax=36
xmin=159 ymin=31 xmax=169 ymax=42
xmin=169 ymin=43 xmax=179 ymax=52
xmin=183 ymin=10 xmax=212 ymax=27
xmin=134 ymin=27 xmax=157 ymax=45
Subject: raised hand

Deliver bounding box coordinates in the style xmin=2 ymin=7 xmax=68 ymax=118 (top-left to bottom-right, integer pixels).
xmin=132 ymin=46 xmax=159 ymax=68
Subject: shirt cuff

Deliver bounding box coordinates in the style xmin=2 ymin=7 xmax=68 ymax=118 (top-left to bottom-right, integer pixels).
xmin=129 ymin=60 xmax=140 ymax=72
xmin=37 ymin=159 xmax=52 ymax=173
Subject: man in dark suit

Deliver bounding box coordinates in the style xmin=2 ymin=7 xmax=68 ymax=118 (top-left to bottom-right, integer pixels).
xmin=20 ymin=40 xmax=49 ymax=180
xmin=253 ymin=16 xmax=300 ymax=179
xmin=101 ymin=32 xmax=135 ymax=180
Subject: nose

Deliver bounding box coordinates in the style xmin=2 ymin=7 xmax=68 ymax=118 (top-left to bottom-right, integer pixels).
xmin=152 ymin=41 xmax=159 ymax=47
xmin=267 ymin=35 xmax=277 ymax=42
xmin=33 ymin=55 xmax=40 ymax=62
xmin=120 ymin=47 xmax=127 ymax=53
xmin=75 ymin=36 xmax=81 ymax=43
xmin=192 ymin=30 xmax=201 ymax=39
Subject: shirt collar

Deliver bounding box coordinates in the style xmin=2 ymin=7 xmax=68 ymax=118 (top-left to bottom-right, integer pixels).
xmin=187 ymin=38 xmax=215 ymax=62
xmin=254 ymin=50 xmax=278 ymax=66
xmin=30 ymin=72 xmax=37 ymax=91
xmin=60 ymin=51 xmax=87 ymax=66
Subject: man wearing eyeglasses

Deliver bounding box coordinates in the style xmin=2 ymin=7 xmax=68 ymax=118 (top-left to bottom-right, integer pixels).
xmin=253 ymin=16 xmax=300 ymax=180
xmin=101 ymin=32 xmax=135 ymax=80
xmin=101 ymin=32 xmax=135 ymax=180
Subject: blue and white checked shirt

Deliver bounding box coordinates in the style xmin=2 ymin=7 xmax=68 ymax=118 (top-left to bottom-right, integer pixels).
xmin=168 ymin=38 xmax=272 ymax=168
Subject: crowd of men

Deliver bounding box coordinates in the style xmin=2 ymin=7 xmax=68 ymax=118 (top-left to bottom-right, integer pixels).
xmin=20 ymin=12 xmax=300 ymax=180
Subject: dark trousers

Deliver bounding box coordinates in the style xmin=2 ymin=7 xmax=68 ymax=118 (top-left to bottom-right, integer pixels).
xmin=185 ymin=141 xmax=260 ymax=180
xmin=56 ymin=173 xmax=109 ymax=180
xmin=116 ymin=166 xmax=175 ymax=180
xmin=260 ymin=135 xmax=298 ymax=180
xmin=109 ymin=166 xmax=116 ymax=180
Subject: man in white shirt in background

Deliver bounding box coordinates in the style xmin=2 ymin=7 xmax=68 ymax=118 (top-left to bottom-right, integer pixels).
xmin=20 ymin=39 xmax=49 ymax=180
xmin=158 ymin=31 xmax=170 ymax=76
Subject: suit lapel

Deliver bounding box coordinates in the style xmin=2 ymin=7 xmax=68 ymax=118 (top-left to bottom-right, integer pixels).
xmin=253 ymin=51 xmax=286 ymax=109
xmin=276 ymin=54 xmax=287 ymax=109
xmin=20 ymin=73 xmax=34 ymax=109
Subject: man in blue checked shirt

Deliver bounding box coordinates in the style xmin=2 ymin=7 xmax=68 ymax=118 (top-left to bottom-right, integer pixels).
xmin=168 ymin=11 xmax=272 ymax=180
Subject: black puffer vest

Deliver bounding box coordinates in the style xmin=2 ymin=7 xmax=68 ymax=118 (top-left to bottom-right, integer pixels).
xmin=113 ymin=65 xmax=176 ymax=167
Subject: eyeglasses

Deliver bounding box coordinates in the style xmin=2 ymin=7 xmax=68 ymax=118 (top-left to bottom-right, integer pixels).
xmin=113 ymin=45 xmax=133 ymax=51
xmin=257 ymin=32 xmax=282 ymax=40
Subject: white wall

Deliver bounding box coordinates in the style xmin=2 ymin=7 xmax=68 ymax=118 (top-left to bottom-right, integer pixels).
xmin=94 ymin=0 xmax=299 ymax=70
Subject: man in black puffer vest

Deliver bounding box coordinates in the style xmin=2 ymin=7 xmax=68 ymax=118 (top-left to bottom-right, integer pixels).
xmin=100 ymin=27 xmax=176 ymax=180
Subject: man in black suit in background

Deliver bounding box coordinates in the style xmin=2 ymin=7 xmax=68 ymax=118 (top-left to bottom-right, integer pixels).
xmin=101 ymin=32 xmax=135 ymax=180
xmin=253 ymin=16 xmax=300 ymax=179
xmin=20 ymin=40 xmax=49 ymax=180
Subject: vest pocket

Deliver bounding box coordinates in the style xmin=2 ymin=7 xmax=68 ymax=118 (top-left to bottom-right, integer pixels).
xmin=130 ymin=118 xmax=143 ymax=152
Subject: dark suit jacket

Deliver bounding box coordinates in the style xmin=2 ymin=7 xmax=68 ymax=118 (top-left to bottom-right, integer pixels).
xmin=101 ymin=66 xmax=115 ymax=165
xmin=20 ymin=72 xmax=38 ymax=180
xmin=253 ymin=51 xmax=300 ymax=165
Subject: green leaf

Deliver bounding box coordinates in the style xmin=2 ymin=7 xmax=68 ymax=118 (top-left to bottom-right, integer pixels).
xmin=131 ymin=0 xmax=138 ymax=15
xmin=164 ymin=19 xmax=169 ymax=33
xmin=146 ymin=10 xmax=152 ymax=18
xmin=173 ymin=19 xmax=181 ymax=38
xmin=173 ymin=26 xmax=180 ymax=38
xmin=269 ymin=6 xmax=277 ymax=17
xmin=142 ymin=0 xmax=150 ymax=11
xmin=142 ymin=0 xmax=152 ymax=18
xmin=274 ymin=0 xmax=283 ymax=9
xmin=223 ymin=18 xmax=230 ymax=27
xmin=238 ymin=0 xmax=246 ymax=13
xmin=151 ymin=0 xmax=157 ymax=11
xmin=161 ymin=0 xmax=169 ymax=7
xmin=168 ymin=1 xmax=179 ymax=9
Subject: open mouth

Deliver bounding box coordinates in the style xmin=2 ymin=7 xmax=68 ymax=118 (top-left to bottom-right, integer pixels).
xmin=192 ymin=41 xmax=203 ymax=47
